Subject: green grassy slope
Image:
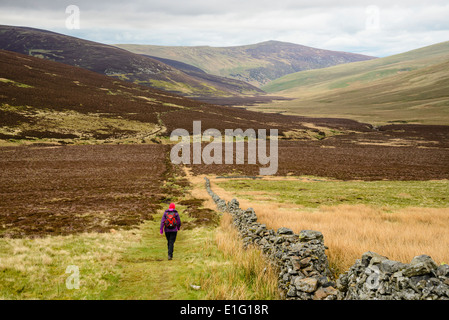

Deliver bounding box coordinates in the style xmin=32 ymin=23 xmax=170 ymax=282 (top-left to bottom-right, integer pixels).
xmin=217 ymin=179 xmax=449 ymax=209
xmin=263 ymin=41 xmax=449 ymax=93
xmin=257 ymin=41 xmax=449 ymax=125
xmin=115 ymin=41 xmax=375 ymax=87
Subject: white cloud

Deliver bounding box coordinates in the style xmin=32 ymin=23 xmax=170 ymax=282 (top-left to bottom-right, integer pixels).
xmin=0 ymin=1 xmax=448 ymax=56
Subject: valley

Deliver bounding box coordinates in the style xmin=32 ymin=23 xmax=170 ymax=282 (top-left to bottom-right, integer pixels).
xmin=1 ymin=25 xmax=448 ymax=301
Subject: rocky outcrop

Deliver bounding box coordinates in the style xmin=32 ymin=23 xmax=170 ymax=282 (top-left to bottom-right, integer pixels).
xmin=204 ymin=177 xmax=449 ymax=300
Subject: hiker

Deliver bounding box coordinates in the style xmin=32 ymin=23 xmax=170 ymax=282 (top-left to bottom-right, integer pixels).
xmin=160 ymin=203 xmax=181 ymax=260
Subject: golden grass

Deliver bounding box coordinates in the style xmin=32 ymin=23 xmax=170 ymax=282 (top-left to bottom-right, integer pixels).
xmin=204 ymin=176 xmax=449 ymax=276
xmin=256 ymin=205 xmax=449 ymax=275
xmin=0 ymin=230 xmax=140 ymax=299
xmin=200 ymin=212 xmax=280 ymax=299
xmin=184 ymin=169 xmax=280 ymax=299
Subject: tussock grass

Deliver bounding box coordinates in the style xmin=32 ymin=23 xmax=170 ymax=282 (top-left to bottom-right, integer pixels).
xmin=213 ymin=177 xmax=449 ymax=276
xmin=257 ymin=205 xmax=449 ymax=275
xmin=0 ymin=230 xmax=139 ymax=299
xmin=200 ymin=212 xmax=280 ymax=299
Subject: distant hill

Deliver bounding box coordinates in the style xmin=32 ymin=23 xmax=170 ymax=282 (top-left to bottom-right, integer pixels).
xmin=0 ymin=25 xmax=263 ymax=98
xmin=142 ymin=54 xmax=265 ymax=98
xmin=258 ymin=41 xmax=449 ymax=125
xmin=115 ymin=40 xmax=376 ymax=87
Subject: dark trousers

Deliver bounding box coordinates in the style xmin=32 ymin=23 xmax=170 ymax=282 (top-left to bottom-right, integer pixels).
xmin=165 ymin=231 xmax=177 ymax=258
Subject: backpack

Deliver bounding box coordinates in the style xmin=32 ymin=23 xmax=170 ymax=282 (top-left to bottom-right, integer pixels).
xmin=164 ymin=211 xmax=178 ymax=229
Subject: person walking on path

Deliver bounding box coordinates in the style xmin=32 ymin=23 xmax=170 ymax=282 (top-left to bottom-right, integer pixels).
xmin=160 ymin=203 xmax=181 ymax=260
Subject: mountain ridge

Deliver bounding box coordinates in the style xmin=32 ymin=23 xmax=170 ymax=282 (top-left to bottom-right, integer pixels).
xmin=0 ymin=25 xmax=263 ymax=99
xmin=115 ymin=40 xmax=376 ymax=87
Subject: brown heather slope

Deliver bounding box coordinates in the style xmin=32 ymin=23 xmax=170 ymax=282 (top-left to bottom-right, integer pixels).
xmin=0 ymin=49 xmax=373 ymax=142
xmin=1 ymin=48 xmax=449 ymax=241
xmin=0 ymin=51 xmax=367 ymax=239
xmin=1 ymin=49 xmax=449 ymax=184
xmin=0 ymin=25 xmax=263 ymax=98
xmin=0 ymin=144 xmax=170 ymax=238
xmin=0 ymin=49 xmax=176 ymax=140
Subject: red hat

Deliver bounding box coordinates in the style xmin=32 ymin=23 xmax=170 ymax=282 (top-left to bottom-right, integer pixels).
xmin=169 ymin=203 xmax=175 ymax=211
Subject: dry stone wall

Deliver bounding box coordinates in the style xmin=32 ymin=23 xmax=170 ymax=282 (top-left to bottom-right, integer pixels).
xmin=205 ymin=177 xmax=338 ymax=300
xmin=337 ymin=251 xmax=449 ymax=300
xmin=204 ymin=177 xmax=449 ymax=300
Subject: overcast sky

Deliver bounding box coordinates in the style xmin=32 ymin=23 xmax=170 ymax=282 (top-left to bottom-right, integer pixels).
xmin=1 ymin=0 xmax=449 ymax=57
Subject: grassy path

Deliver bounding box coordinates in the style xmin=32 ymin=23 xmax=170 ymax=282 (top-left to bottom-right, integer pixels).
xmin=0 ymin=177 xmax=280 ymax=300
xmin=102 ymin=218 xmax=218 ymax=300
xmin=0 ymin=212 xmax=235 ymax=300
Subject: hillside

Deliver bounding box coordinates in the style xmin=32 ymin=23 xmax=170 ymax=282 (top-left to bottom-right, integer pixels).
xmin=259 ymin=41 xmax=449 ymax=125
xmin=0 ymin=25 xmax=262 ymax=98
xmin=1 ymin=49 xmax=374 ymax=144
xmin=115 ymin=40 xmax=375 ymax=87
xmin=141 ymin=54 xmax=266 ymax=101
